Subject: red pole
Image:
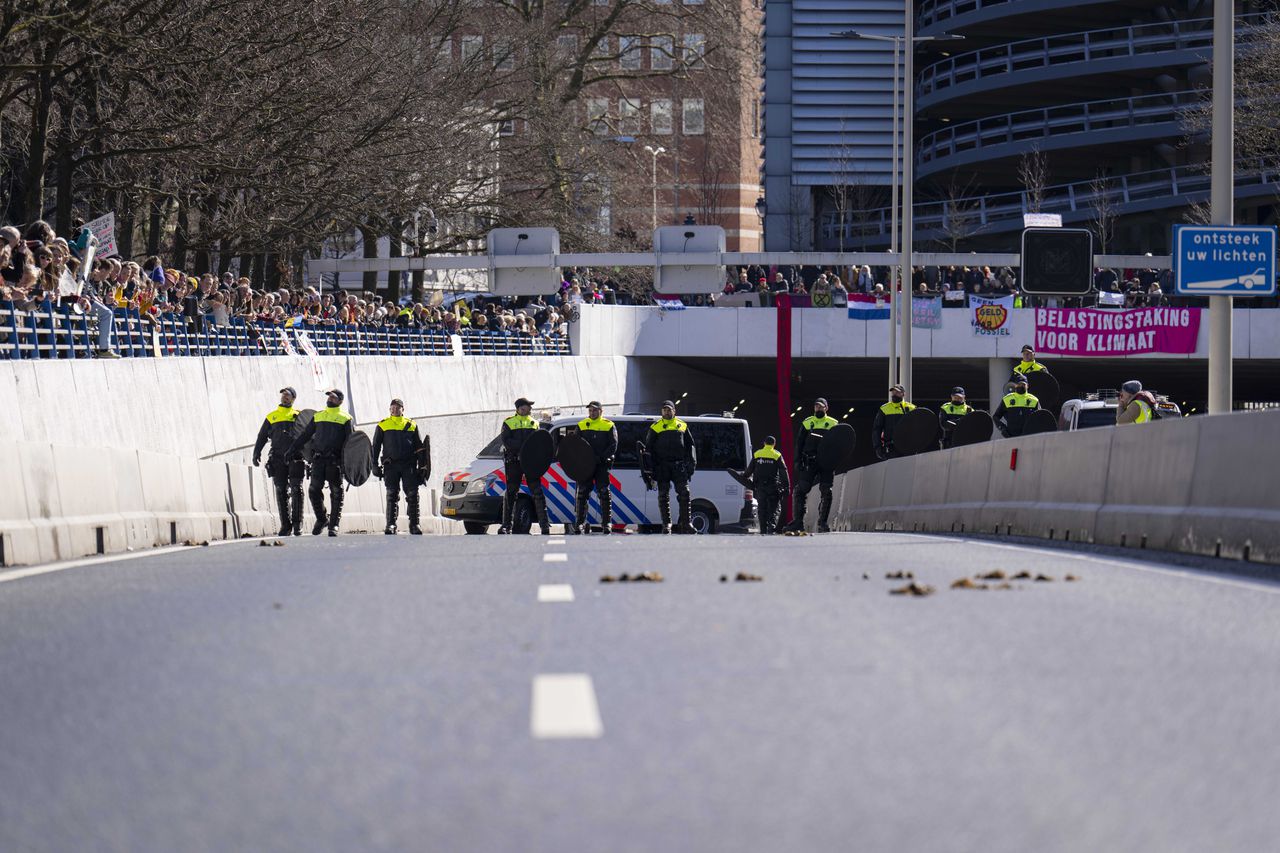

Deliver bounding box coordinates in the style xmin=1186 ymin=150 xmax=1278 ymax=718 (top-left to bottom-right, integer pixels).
xmin=776 ymin=293 xmax=794 ymax=523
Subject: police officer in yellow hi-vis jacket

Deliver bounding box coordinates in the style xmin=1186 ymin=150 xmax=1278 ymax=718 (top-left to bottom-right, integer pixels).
xmin=644 ymin=401 xmax=697 ymax=534
xmin=938 ymin=386 xmax=974 ymax=449
xmin=873 ymin=384 xmax=916 ymax=460
xmin=498 ymin=397 xmax=552 ymax=535
xmin=787 ymin=398 xmax=838 ymax=532
xmin=994 ymin=373 xmax=1040 ymax=437
xmin=287 ymin=388 xmax=353 ymax=537
xmin=742 ymin=435 xmax=790 ymax=535
xmin=252 ymin=386 xmax=305 ymax=536
xmin=372 ymin=398 xmax=424 ymax=535
xmin=572 ymin=401 xmax=618 ymax=535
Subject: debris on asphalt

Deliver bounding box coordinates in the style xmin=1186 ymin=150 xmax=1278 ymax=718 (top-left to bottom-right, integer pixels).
xmin=890 ymin=582 xmax=935 ymax=597
xmin=1065 ymin=574 xmax=1080 ymax=582
xmin=259 ymin=540 xmax=286 ymax=547
xmin=602 ymin=572 xmax=664 ymax=583
xmin=885 ymin=570 xmax=915 ymax=580
xmin=951 ymin=578 xmax=988 ymax=590
xmin=241 ymin=533 xmax=252 ymax=539
xmin=978 ymin=569 xmax=1006 ymax=580
xmin=1035 ymin=573 xmax=1054 ymax=582
xmin=1012 ymin=570 xmax=1033 ymax=580
xmin=182 ymin=540 xmax=210 ymax=547
xmin=862 ymin=573 xmax=870 ymax=580
xmin=734 ymin=572 xmax=763 ymax=582
xmin=600 ymin=575 xmax=617 ymax=583
xmin=994 ymin=582 xmax=1014 ymax=590
xmin=782 ymin=530 xmax=808 ymax=537
xmin=719 ymin=575 xmax=728 ymax=583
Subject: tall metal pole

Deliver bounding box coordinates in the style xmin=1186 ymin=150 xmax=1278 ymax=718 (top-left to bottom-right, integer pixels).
xmin=898 ymin=4 xmax=915 ymax=399
xmin=651 ymin=151 xmax=659 ymax=232
xmin=888 ymin=36 xmax=900 ymax=388
xmin=1209 ymin=0 xmax=1233 ymax=414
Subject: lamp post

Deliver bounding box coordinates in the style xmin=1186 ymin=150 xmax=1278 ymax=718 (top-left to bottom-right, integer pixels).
xmin=644 ymin=145 xmax=666 ymax=232
xmin=1208 ymin=0 xmax=1233 ymax=413
xmin=833 ymin=28 xmax=962 ymax=400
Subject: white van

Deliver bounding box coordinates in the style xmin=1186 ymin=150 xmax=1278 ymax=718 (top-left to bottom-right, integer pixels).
xmin=440 ymin=414 xmax=756 ymax=535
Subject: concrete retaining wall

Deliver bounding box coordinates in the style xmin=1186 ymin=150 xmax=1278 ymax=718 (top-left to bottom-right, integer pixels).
xmin=823 ymin=409 xmax=1280 ymax=564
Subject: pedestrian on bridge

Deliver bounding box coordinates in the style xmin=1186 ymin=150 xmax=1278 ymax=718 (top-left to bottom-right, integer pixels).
xmin=252 ymin=386 xmax=304 ymax=536
xmin=572 ymin=401 xmax=618 ymax=535
xmin=372 ymin=398 xmax=424 ymax=536
xmin=873 ymin=385 xmax=916 ymax=461
xmin=787 ymin=398 xmax=838 ymax=533
xmin=643 ymin=401 xmax=697 ymax=534
xmin=498 ymin=398 xmax=552 ymax=535
xmin=994 ymin=374 xmax=1040 ymax=438
xmin=288 ymin=388 xmax=352 ymax=537
xmin=938 ymin=387 xmax=974 ymax=449
xmin=741 ymin=435 xmax=790 ymax=535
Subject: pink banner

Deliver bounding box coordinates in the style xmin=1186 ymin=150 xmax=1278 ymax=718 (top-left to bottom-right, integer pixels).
xmin=1034 ymin=307 xmax=1201 ymax=355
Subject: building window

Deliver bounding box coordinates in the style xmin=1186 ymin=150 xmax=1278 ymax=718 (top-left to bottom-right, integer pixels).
xmin=650 ymin=35 xmax=673 ymax=70
xmin=494 ymin=39 xmax=515 ymax=71
xmin=682 ymin=98 xmax=704 ymax=135
xmin=683 ymin=0 xmax=704 ymax=4
xmin=619 ymin=98 xmax=641 ymax=134
xmin=591 ymin=36 xmax=612 ymax=58
xmin=498 ymin=119 xmax=515 ymax=137
xmin=620 ymin=35 xmax=642 ymax=70
xmin=461 ymin=36 xmax=483 ymax=63
xmin=683 ymin=33 xmax=706 ymax=68
xmin=436 ymin=38 xmax=453 ymax=65
xmin=557 ymin=35 xmax=578 ymax=58
xmin=587 ymin=97 xmax=610 ymax=134
xmin=651 ymin=99 xmax=673 ymax=135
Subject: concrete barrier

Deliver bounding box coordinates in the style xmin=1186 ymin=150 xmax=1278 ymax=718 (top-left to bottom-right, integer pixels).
xmin=827 ymin=409 xmax=1280 ymax=565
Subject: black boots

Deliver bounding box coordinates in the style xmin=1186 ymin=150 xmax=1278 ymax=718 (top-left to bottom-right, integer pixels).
xmin=385 ymin=492 xmax=398 ymax=535
xmin=275 ymin=482 xmax=292 ymax=536
xmin=407 ymin=490 xmax=421 ymax=534
xmin=817 ymin=492 xmax=833 ymax=534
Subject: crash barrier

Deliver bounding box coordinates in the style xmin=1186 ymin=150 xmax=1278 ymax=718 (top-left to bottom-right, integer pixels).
xmin=0 ymin=300 xmax=570 ymax=360
xmin=0 ymin=439 xmax=460 ymax=567
xmin=823 ymin=409 xmax=1280 ymax=565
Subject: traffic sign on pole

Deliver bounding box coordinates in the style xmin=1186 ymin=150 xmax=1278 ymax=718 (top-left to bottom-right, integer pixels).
xmin=1173 ymin=225 xmax=1277 ymax=296
xmin=1020 ymin=228 xmax=1093 ymax=295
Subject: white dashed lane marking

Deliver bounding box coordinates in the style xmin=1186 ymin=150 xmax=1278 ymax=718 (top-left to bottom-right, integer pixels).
xmin=537 ymin=584 xmax=575 ymax=603
xmin=545 ymin=539 xmax=566 ymax=546
xmin=531 ymin=674 xmax=603 ymax=739
xmin=543 ymin=553 xmax=568 ymax=563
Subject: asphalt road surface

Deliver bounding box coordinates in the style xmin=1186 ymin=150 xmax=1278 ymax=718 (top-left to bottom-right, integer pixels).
xmin=3 ymin=531 xmax=1280 ymax=853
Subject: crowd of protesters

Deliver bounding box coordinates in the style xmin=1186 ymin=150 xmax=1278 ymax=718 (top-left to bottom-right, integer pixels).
xmin=0 ymin=218 xmax=583 ymax=358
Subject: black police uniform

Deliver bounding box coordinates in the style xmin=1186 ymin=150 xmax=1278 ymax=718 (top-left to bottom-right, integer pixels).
xmin=644 ymin=416 xmax=697 ymax=532
xmin=573 ymin=416 xmax=618 ymax=533
xmin=790 ymin=413 xmax=838 ymax=530
xmin=872 ymin=400 xmax=916 ymax=459
xmin=500 ymin=413 xmax=552 ymax=533
xmin=372 ymin=414 xmax=425 ymax=534
xmin=742 ymin=444 xmax=790 ymax=534
xmin=994 ymin=391 xmax=1040 ymax=437
xmin=253 ymin=404 xmax=305 ymax=535
xmin=288 ymin=405 xmax=353 ymax=535
xmin=938 ymin=402 xmax=974 ymax=449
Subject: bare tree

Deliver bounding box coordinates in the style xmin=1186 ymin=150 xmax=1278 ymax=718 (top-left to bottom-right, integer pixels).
xmin=1018 ymin=144 xmax=1049 ymax=214
xmin=1088 ymin=171 xmax=1118 ymax=254
xmin=937 ymin=174 xmax=981 ymax=252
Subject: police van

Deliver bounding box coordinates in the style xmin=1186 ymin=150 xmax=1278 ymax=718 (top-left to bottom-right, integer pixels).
xmin=1058 ymin=389 xmax=1182 ymax=430
xmin=440 ymin=414 xmax=756 ymax=534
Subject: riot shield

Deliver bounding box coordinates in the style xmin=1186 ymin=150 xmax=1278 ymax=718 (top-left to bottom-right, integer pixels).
xmin=297 ymin=408 xmax=316 ymax=464
xmin=342 ymin=430 xmax=373 ymax=486
xmin=416 ymin=435 xmax=432 ymax=482
xmin=518 ymin=428 xmax=555 ymax=480
xmin=816 ymin=423 xmax=856 ymax=471
xmin=1028 ymin=371 xmax=1061 ymax=412
xmin=893 ymin=408 xmax=940 ymax=456
xmin=1022 ymin=409 xmax=1059 ymax=436
xmin=556 ymin=433 xmax=598 ymax=484
xmin=951 ymin=411 xmax=995 ymax=447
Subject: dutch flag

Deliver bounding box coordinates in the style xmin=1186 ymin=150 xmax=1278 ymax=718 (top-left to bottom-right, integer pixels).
xmin=847 ymin=293 xmax=890 ymax=320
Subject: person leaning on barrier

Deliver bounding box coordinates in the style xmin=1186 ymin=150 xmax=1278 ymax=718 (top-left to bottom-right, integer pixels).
xmin=873 ymin=384 xmax=916 ymax=460
xmin=1016 ymin=345 xmax=1049 ymax=376
xmin=498 ymin=397 xmax=552 ymax=535
xmin=252 ymin=386 xmax=305 ymax=536
xmin=644 ymin=400 xmax=697 ymax=534
xmin=1116 ymin=380 xmax=1153 ymax=425
xmin=288 ymin=388 xmax=352 ymax=537
xmin=787 ymin=397 xmax=838 ymax=533
xmin=742 ymin=435 xmax=790 ymax=535
xmin=939 ymin=386 xmax=974 ymax=449
xmin=994 ymin=373 xmax=1040 ymax=437
xmin=372 ymin=397 xmax=424 ymax=535
xmin=573 ymin=401 xmax=618 ymax=535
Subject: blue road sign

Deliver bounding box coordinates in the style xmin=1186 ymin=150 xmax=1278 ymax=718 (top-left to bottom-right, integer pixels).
xmin=1173 ymin=224 xmax=1278 ymax=296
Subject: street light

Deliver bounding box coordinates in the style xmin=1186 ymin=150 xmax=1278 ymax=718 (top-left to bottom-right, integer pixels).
xmin=832 ymin=28 xmax=962 ymax=399
xmin=644 ymin=145 xmax=666 ymax=232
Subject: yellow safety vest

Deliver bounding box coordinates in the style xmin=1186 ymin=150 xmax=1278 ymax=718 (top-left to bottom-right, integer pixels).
xmin=577 ymin=417 xmax=615 ymax=432
xmin=1128 ymin=400 xmax=1152 ymax=424
xmin=504 ymin=414 xmax=536 ymax=430
xmin=378 ymin=415 xmax=416 ymax=432
xmin=802 ymin=415 xmax=839 ymax=431
xmin=1016 ymin=360 xmax=1047 ymax=374
xmin=1001 ymin=393 xmax=1039 ymax=409
xmin=650 ymin=417 xmax=688 ymax=433
xmin=314 ymin=407 xmax=352 ymax=425
xmin=941 ymin=403 xmax=972 ymax=417
xmin=754 ymin=445 xmax=782 ymax=460
xmin=880 ymin=401 xmax=916 ymax=416
xmin=266 ymin=406 xmax=299 ymax=424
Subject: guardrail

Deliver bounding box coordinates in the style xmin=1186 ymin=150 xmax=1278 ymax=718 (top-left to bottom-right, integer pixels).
xmin=919 ymin=0 xmax=1075 ymax=34
xmin=917 ymin=15 xmax=1267 ymax=107
xmin=0 ymin=301 xmax=570 ymax=360
xmin=822 ymin=409 xmax=1280 ymax=565
xmin=916 ymin=90 xmax=1196 ymax=175
xmin=819 ymin=160 xmax=1280 ymax=246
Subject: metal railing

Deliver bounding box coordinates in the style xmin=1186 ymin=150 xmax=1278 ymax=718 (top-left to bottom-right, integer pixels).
xmin=0 ymin=303 xmax=571 ymax=360
xmin=819 ymin=160 xmax=1280 ymax=245
xmin=919 ymin=0 xmax=1066 ymax=34
xmin=917 ymin=90 xmax=1198 ymax=174
xmin=917 ymin=15 xmax=1268 ymax=106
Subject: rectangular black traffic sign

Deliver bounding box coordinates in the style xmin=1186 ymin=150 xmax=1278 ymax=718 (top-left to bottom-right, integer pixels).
xmin=1020 ymin=227 xmax=1094 ymax=295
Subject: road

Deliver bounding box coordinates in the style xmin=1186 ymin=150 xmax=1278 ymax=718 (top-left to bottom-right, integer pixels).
xmin=2 ymin=531 xmax=1279 ymax=853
